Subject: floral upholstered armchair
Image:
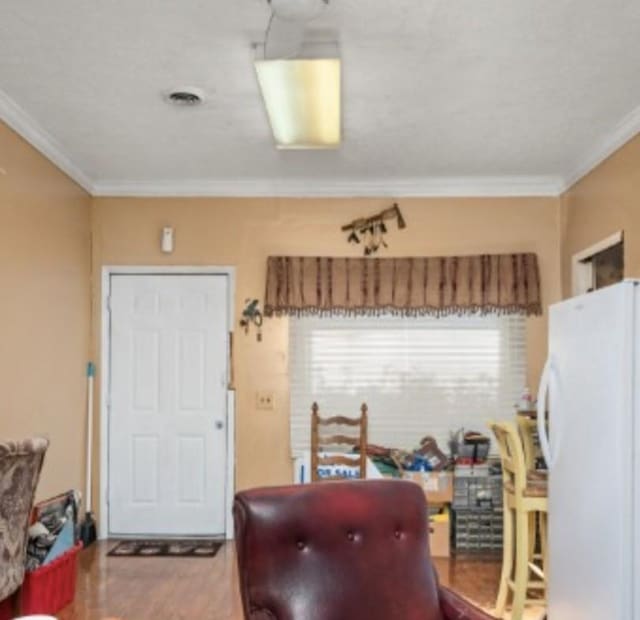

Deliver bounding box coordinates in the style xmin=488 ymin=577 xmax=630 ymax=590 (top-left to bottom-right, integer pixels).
xmin=0 ymin=437 xmax=49 ymax=604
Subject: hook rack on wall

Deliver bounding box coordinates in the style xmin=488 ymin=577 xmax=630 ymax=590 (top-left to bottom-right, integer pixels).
xmin=341 ymin=203 xmax=407 ymax=255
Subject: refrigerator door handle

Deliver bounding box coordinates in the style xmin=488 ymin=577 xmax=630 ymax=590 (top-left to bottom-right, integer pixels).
xmin=537 ymin=357 xmax=553 ymax=468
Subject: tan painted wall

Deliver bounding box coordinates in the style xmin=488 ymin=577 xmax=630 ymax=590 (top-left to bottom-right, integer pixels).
xmin=0 ymin=116 xmax=567 ymax=505
xmin=0 ymin=121 xmax=91 ymax=499
xmin=4 ymin=103 xmax=637 ymax=515
xmin=562 ymin=134 xmax=640 ymax=295
xmin=92 ymin=196 xmax=562 ymax=493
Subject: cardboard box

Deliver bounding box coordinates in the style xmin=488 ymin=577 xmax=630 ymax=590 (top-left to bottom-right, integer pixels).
xmin=429 ymin=515 xmax=451 ymax=557
xmin=403 ymin=471 xmax=453 ymax=505
xmin=293 ymin=452 xmax=384 ymax=483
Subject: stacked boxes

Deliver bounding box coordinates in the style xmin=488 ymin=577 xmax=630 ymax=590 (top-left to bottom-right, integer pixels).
xmin=452 ymin=462 xmax=503 ymax=551
xmin=453 ymin=510 xmax=503 ymax=551
xmin=402 ymin=471 xmax=453 ymax=557
xmin=453 ymin=465 xmax=502 ymax=510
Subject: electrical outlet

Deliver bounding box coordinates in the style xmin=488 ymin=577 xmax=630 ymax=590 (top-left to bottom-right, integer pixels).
xmin=256 ymin=391 xmax=275 ymax=411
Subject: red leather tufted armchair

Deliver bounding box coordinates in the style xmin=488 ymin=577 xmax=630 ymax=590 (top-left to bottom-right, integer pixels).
xmin=234 ymin=479 xmax=496 ymax=620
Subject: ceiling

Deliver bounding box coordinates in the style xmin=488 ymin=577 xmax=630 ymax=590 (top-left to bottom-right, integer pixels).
xmin=0 ymin=0 xmax=639 ymax=196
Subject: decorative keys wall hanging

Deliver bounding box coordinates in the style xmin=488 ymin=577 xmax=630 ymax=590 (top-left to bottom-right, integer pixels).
xmin=341 ymin=203 xmax=407 ymax=255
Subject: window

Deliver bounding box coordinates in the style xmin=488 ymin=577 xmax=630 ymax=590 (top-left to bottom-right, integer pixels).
xmin=572 ymin=231 xmax=624 ymax=296
xmin=592 ymin=242 xmax=624 ymax=290
xmin=290 ymin=314 xmax=526 ymax=455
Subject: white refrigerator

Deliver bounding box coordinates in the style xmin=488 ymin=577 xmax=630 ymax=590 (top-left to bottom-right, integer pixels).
xmin=537 ymin=279 xmax=639 ymax=620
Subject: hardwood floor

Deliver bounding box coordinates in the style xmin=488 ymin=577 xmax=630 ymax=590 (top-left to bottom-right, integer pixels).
xmin=59 ymin=542 xmax=242 ymax=620
xmin=57 ymin=541 xmax=504 ymax=619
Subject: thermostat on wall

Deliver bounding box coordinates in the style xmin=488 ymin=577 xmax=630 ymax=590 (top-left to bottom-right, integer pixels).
xmin=161 ymin=227 xmax=174 ymax=254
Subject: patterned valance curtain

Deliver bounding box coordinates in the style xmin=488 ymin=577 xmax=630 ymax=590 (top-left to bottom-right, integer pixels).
xmin=264 ymin=254 xmax=542 ymax=317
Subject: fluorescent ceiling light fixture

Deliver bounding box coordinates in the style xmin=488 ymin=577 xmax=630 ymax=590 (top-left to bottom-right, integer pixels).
xmin=255 ymin=58 xmax=341 ymax=149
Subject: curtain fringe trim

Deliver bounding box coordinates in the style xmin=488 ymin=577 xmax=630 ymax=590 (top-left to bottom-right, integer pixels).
xmin=264 ymin=303 xmax=542 ymax=318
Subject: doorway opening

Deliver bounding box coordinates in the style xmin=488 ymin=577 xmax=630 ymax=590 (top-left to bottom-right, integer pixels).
xmin=572 ymin=231 xmax=624 ymax=296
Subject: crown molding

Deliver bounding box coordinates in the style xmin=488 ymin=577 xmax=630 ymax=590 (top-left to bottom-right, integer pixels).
xmin=562 ymin=103 xmax=640 ymax=192
xmin=92 ymin=175 xmax=565 ymax=198
xmin=3 ymin=80 xmax=636 ymax=199
xmin=0 ymin=89 xmax=94 ymax=193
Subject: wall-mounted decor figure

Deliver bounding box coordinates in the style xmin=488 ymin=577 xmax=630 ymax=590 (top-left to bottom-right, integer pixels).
xmin=341 ymin=203 xmax=407 ymax=255
xmin=240 ymin=299 xmax=263 ymax=341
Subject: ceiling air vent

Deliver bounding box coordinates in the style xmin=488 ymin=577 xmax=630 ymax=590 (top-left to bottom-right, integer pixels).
xmin=165 ymin=87 xmax=205 ymax=106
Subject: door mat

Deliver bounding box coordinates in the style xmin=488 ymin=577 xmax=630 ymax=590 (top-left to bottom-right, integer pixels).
xmin=107 ymin=539 xmax=223 ymax=558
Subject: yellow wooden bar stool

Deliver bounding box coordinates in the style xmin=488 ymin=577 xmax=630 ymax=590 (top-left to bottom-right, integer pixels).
xmin=516 ymin=415 xmax=539 ymax=472
xmin=490 ymin=421 xmax=547 ymax=620
xmin=517 ymin=415 xmax=549 ymax=572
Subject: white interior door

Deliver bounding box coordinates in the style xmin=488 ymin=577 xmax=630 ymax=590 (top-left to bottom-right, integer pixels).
xmin=108 ymin=274 xmax=229 ymax=536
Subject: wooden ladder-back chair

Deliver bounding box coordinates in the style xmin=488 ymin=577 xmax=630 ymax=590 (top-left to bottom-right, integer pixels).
xmin=310 ymin=403 xmax=368 ymax=482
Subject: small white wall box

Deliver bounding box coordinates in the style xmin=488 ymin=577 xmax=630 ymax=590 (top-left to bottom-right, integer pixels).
xmin=161 ymin=227 xmax=174 ymax=253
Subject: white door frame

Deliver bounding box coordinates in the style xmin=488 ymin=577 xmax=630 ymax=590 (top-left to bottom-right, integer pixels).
xmin=99 ymin=265 xmax=236 ymax=540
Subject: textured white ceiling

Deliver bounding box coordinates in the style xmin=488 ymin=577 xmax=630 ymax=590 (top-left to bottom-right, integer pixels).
xmin=0 ymin=0 xmax=639 ymax=194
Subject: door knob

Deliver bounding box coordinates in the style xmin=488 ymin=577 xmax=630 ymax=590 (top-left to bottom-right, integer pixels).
xmin=215 ymin=421 xmax=224 ymax=430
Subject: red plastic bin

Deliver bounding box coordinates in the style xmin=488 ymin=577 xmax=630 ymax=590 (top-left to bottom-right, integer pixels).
xmin=19 ymin=542 xmax=83 ymax=615
xmin=0 ymin=596 xmax=12 ymax=620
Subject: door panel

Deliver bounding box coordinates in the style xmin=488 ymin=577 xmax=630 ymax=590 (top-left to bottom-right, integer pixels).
xmin=177 ymin=435 xmax=206 ymax=503
xmin=132 ymin=435 xmax=159 ymax=503
xmin=178 ymin=330 xmax=206 ymax=410
xmin=109 ymin=274 xmax=228 ymax=536
xmin=132 ymin=330 xmax=160 ymax=410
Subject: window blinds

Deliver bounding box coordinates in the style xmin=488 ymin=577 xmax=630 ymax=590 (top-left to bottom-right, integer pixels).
xmin=289 ymin=314 xmax=526 ymax=455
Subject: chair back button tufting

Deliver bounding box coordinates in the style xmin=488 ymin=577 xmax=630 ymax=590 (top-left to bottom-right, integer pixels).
xmin=233 ymin=479 xmax=489 ymax=619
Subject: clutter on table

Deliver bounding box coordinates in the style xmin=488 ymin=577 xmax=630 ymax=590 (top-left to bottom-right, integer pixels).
xmin=395 ymin=436 xmax=454 ymax=557
xmin=368 ymin=429 xmax=503 ymax=555
xmin=448 ymin=427 xmax=489 ymax=464
xmin=300 ymin=426 xmax=504 ymax=555
xmin=516 ymin=386 xmax=536 ymax=412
